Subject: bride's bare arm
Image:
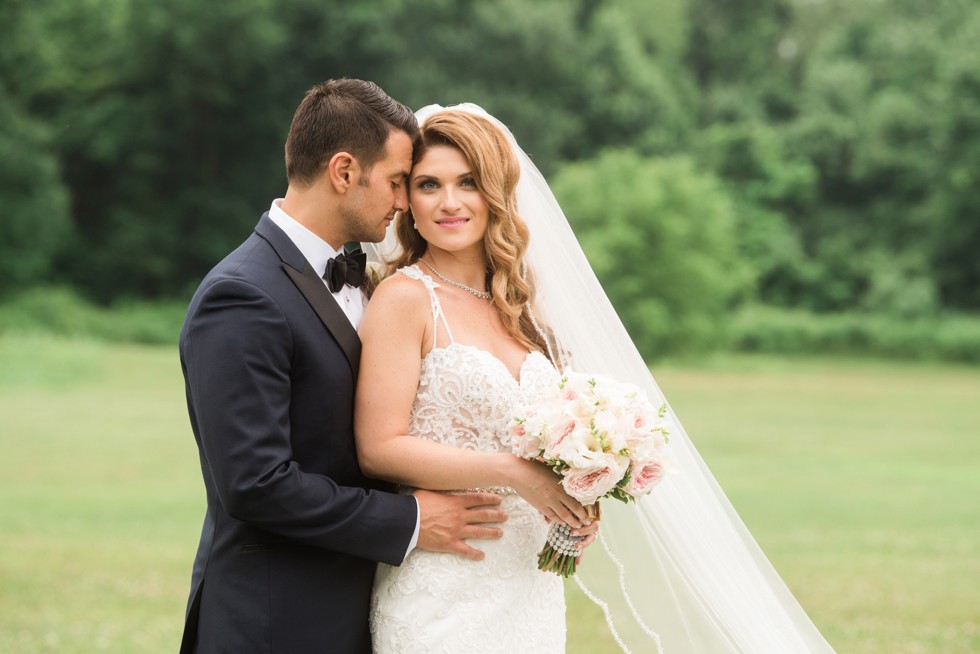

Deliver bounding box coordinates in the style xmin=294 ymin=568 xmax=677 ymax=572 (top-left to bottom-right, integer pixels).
xmin=355 ymin=276 xmax=588 ymax=527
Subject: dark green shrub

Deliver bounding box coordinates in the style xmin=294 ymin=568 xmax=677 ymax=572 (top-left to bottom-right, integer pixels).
xmin=0 ymin=287 xmax=184 ymax=345
xmin=732 ymin=305 xmax=980 ymax=363
xmin=553 ymin=151 xmax=750 ymax=358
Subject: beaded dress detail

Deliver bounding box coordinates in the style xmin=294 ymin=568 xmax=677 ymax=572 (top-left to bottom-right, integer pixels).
xmin=370 ymin=265 xmax=566 ymax=654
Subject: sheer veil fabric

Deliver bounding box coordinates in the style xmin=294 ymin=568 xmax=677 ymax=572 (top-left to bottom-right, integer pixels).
xmin=367 ymin=103 xmax=837 ymax=654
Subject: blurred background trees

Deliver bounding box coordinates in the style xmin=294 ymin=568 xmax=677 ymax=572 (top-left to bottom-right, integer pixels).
xmin=1 ymin=0 xmax=977 ymax=358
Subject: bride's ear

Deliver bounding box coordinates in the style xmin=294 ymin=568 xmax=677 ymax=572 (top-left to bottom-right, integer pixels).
xmin=326 ymin=152 xmax=359 ymax=193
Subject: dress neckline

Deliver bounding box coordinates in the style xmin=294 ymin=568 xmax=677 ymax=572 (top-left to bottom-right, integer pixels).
xmin=403 ymin=264 xmax=543 ymax=384
xmin=422 ymin=342 xmax=544 ymax=385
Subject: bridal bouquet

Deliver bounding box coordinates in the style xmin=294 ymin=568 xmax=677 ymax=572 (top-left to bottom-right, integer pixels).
xmin=509 ymin=371 xmax=671 ymax=577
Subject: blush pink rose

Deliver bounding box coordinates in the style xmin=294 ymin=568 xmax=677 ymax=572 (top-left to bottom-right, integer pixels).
xmin=542 ymin=417 xmax=579 ymax=459
xmin=625 ymin=460 xmax=666 ymax=498
xmin=561 ymin=458 xmax=628 ymax=503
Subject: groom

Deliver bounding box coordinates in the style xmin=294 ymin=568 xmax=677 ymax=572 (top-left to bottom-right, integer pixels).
xmin=178 ymin=79 xmax=507 ymax=653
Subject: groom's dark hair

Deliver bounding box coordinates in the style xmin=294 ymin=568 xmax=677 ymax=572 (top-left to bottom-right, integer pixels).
xmin=285 ymin=78 xmax=419 ymax=187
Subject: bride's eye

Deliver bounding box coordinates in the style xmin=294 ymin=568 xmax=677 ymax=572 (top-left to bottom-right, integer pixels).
xmin=460 ymin=177 xmax=478 ymax=189
xmin=415 ymin=179 xmax=438 ymax=191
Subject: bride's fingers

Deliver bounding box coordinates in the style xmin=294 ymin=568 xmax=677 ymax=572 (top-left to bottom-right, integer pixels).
xmin=545 ymin=486 xmax=588 ymax=526
xmin=550 ymin=502 xmax=583 ymax=528
xmin=571 ymin=521 xmax=598 ymax=538
xmin=564 ymin=498 xmax=590 ymax=524
xmin=551 ymin=492 xmax=589 ymax=527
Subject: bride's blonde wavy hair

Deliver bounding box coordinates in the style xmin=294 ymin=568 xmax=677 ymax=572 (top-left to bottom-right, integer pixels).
xmin=385 ymin=110 xmax=551 ymax=359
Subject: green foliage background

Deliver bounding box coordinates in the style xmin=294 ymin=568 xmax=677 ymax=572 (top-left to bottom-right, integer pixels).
xmin=1 ymin=0 xmax=978 ymax=359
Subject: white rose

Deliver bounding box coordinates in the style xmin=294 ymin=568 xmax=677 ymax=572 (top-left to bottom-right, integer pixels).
xmin=554 ymin=423 xmax=604 ymax=468
xmin=542 ymin=417 xmax=579 ymax=460
xmin=564 ymin=396 xmax=595 ymax=422
xmin=591 ymin=409 xmax=617 ymax=439
xmin=628 ymin=428 xmax=667 ymax=460
xmin=562 ymin=371 xmax=593 ymax=395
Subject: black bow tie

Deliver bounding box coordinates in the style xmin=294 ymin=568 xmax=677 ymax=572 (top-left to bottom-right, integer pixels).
xmin=324 ymin=247 xmax=367 ymax=292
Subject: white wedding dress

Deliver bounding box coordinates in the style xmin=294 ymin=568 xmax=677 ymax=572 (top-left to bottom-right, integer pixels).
xmin=370 ymin=265 xmax=566 ymax=654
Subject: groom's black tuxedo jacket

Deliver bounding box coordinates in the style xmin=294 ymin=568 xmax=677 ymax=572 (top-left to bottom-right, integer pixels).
xmin=179 ymin=215 xmax=417 ymax=654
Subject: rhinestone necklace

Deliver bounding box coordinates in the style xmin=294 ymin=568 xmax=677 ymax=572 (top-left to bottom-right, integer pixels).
xmin=419 ymin=259 xmax=492 ymax=300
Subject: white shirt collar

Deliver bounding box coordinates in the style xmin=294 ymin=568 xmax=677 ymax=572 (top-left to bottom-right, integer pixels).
xmin=267 ymin=199 xmax=343 ymax=276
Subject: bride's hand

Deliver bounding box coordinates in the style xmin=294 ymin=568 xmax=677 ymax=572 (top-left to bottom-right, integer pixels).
xmin=572 ymin=521 xmax=599 ymax=548
xmin=507 ymin=457 xmax=589 ymax=528
xmin=542 ymin=516 xmax=599 ymax=566
xmin=572 ymin=521 xmax=599 ymax=565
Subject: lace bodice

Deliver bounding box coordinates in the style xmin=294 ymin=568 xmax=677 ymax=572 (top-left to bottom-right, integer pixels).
xmin=370 ymin=264 xmax=566 ymax=654
xmin=400 ymin=264 xmax=558 ymax=456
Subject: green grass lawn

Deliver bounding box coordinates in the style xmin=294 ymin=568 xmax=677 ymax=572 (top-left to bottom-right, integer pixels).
xmin=1 ymin=334 xmax=977 ymax=653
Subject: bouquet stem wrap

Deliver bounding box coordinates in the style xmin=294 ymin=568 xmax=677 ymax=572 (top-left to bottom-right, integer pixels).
xmin=538 ymin=502 xmax=602 ymax=577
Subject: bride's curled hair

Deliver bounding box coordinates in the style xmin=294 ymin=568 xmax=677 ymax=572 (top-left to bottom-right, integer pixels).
xmin=387 ymin=110 xmax=552 ymax=360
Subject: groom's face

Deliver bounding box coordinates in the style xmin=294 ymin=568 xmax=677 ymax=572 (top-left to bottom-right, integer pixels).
xmin=341 ymin=130 xmax=413 ymax=243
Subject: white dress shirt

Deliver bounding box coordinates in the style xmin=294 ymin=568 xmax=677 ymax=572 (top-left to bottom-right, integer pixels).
xmin=268 ymin=199 xmax=366 ymax=327
xmin=267 ymin=199 xmax=420 ymax=560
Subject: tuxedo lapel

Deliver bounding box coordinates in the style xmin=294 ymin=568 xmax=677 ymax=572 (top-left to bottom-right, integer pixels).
xmin=282 ymin=261 xmax=361 ymax=381
xmin=254 ymin=214 xmax=361 ymax=382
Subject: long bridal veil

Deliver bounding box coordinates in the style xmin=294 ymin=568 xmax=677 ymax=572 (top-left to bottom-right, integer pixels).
xmin=369 ymin=103 xmax=837 ymax=654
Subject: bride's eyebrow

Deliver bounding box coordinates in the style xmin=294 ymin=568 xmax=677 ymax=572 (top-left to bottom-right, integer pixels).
xmin=410 ymin=171 xmax=473 ymax=184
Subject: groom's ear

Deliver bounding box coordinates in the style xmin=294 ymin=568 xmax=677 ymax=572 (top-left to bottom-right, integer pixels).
xmin=327 ymin=152 xmax=359 ymax=193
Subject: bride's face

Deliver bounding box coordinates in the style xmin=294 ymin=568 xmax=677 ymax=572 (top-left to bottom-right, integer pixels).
xmin=409 ymin=145 xmax=489 ymax=257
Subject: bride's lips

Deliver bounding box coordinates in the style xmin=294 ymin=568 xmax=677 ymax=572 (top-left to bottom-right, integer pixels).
xmin=435 ymin=217 xmax=470 ymax=228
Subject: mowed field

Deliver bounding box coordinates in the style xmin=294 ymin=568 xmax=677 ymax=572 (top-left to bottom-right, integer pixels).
xmin=1 ymin=334 xmax=977 ymax=653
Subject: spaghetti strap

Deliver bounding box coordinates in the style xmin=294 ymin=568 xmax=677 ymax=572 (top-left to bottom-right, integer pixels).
xmin=397 ymin=265 xmax=455 ymax=349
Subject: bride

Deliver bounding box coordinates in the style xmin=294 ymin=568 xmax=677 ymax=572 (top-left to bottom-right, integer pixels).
xmin=355 ymin=105 xmax=838 ymax=653
xmin=355 ymin=108 xmax=588 ymax=653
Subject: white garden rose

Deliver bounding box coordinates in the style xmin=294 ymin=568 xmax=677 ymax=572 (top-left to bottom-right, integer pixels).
xmin=552 ymin=421 xmax=603 ymax=467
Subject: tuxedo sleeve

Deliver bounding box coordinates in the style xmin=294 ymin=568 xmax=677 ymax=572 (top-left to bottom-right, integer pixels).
xmin=181 ymin=277 xmax=417 ymax=565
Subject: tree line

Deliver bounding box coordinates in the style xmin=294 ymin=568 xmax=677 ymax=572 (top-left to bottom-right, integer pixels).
xmin=1 ymin=0 xmax=977 ymax=355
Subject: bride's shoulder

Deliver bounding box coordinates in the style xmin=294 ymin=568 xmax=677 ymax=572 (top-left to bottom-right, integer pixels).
xmin=369 ymin=267 xmax=431 ymax=312
xmin=392 ymin=263 xmax=426 ymax=282
xmin=361 ymin=271 xmax=432 ymax=339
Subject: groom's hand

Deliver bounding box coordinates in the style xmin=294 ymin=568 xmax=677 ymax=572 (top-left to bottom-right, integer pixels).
xmin=413 ymin=490 xmax=507 ymax=561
